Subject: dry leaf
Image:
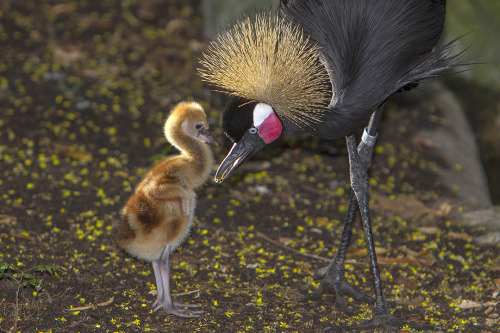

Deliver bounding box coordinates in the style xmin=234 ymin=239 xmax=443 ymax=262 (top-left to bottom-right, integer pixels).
xmin=53 ymin=46 xmax=84 ymax=66
xmin=447 ymin=231 xmax=473 ymax=242
xmin=398 ymin=245 xmax=421 ymax=257
xmin=417 ymin=226 xmax=438 ymax=235
xmin=434 ymin=202 xmax=452 ymax=217
xmin=51 ymin=3 xmax=76 ymax=16
xmin=457 ymin=299 xmax=482 ymax=309
xmin=412 ymin=136 xmax=441 ymax=150
xmin=67 ymin=296 xmax=114 ymax=311
xmin=377 ymin=256 xmax=431 ymax=266
xmin=67 ymin=305 xmax=96 ymax=311
xmin=278 ymin=236 xmax=297 ymax=244
xmin=13 ymin=232 xmax=32 ymax=240
xmin=348 ymin=247 xmax=388 ymax=257
xmin=49 ymin=143 xmax=93 ymax=163
xmin=483 ymin=301 xmax=500 ymax=307
xmin=372 ymin=192 xmax=432 ymax=220
xmin=405 ymin=295 xmax=425 ymax=306
xmin=380 ymin=246 xmax=436 ymax=266
xmin=410 ymin=252 xmax=437 ymax=266
xmin=97 ymin=296 xmax=114 ymax=307
xmin=485 ymin=318 xmax=498 ymax=326
xmin=0 ymin=215 xmax=16 ymax=225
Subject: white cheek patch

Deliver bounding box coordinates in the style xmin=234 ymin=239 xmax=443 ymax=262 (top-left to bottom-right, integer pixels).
xmin=253 ymin=103 xmax=274 ymax=127
xmin=181 ymin=119 xmax=196 ymax=138
xmin=181 ymin=119 xmax=189 ymax=133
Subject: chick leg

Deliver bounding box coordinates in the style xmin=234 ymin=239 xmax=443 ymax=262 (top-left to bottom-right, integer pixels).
xmin=152 ymin=245 xmax=204 ymax=317
xmin=154 ymin=259 xmax=199 ymax=310
xmin=152 ymin=260 xmax=165 ymax=309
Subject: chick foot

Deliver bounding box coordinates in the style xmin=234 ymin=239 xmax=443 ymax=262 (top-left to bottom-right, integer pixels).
xmin=152 ymin=296 xmax=202 ymax=310
xmin=153 ymin=300 xmax=204 ymax=318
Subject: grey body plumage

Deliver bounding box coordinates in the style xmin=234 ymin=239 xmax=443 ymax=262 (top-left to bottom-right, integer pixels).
xmin=281 ymin=0 xmax=459 ymax=139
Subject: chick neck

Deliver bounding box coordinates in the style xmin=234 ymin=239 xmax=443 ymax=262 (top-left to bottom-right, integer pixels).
xmin=167 ymin=122 xmax=214 ymax=189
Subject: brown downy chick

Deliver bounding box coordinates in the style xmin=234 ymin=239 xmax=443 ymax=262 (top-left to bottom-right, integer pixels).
xmin=117 ymin=101 xmax=217 ymax=317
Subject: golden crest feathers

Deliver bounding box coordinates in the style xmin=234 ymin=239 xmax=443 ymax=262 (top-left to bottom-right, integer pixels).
xmin=199 ymin=13 xmax=332 ymax=126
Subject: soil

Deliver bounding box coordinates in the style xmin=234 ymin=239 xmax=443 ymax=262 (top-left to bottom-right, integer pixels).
xmin=0 ymin=1 xmax=498 ymax=332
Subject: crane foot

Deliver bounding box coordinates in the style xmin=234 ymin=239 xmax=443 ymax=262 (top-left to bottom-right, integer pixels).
xmin=325 ymin=313 xmax=443 ymax=332
xmin=324 ymin=313 xmax=402 ymax=332
xmin=298 ymin=264 xmax=374 ymax=315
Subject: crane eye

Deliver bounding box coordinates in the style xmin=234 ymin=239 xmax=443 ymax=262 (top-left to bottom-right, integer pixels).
xmin=195 ymin=124 xmax=203 ymax=130
xmin=249 ymin=127 xmax=258 ymax=134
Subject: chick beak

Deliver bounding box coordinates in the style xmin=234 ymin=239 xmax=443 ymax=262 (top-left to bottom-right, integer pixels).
xmin=197 ymin=127 xmax=218 ymax=146
xmin=214 ymin=132 xmax=267 ymax=183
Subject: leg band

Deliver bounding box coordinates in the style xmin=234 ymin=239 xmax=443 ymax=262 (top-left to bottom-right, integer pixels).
xmin=361 ymin=128 xmax=378 ymax=147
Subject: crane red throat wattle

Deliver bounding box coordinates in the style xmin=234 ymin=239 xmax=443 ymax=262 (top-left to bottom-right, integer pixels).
xmin=253 ymin=103 xmax=283 ymax=144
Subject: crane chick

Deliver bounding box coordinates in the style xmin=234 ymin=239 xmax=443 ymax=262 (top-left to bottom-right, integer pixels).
xmin=117 ymin=101 xmax=217 ymax=317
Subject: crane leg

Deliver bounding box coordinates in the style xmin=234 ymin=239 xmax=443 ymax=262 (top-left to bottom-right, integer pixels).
xmin=343 ymin=134 xmax=402 ymax=332
xmin=298 ymin=106 xmax=383 ymax=313
xmin=301 ymin=105 xmax=441 ymax=331
xmin=297 ymin=190 xmax=374 ymax=314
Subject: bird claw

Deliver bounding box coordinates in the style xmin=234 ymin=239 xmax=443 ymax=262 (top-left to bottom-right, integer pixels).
xmin=322 ymin=306 xmax=442 ymax=332
xmin=152 ymin=299 xmax=162 ymax=309
xmin=298 ymin=264 xmax=374 ymax=315
xmin=325 ymin=313 xmax=403 ymax=332
xmin=173 ymin=302 xmax=202 ymax=308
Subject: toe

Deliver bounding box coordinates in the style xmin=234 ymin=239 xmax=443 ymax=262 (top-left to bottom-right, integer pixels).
xmin=152 ymin=301 xmax=204 ymax=318
xmin=174 ymin=302 xmax=202 ymax=309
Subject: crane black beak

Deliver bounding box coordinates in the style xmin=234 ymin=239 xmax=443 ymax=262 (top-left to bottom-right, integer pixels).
xmin=214 ymin=132 xmax=267 ymax=183
xmin=197 ymin=127 xmax=218 ymax=146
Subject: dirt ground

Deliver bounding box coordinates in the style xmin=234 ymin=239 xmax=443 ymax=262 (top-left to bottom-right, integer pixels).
xmin=0 ymin=1 xmax=499 ymax=332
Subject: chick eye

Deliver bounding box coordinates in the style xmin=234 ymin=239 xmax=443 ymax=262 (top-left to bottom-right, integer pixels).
xmin=249 ymin=127 xmax=258 ymax=134
xmin=195 ymin=124 xmax=203 ymax=130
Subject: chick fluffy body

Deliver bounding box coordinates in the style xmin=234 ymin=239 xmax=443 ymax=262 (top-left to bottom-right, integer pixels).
xmin=117 ymin=102 xmax=215 ymax=261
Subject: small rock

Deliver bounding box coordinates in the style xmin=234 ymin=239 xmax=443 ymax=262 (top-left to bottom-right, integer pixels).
xmin=484 ymin=318 xmax=498 ymax=326
xmin=462 ymin=206 xmax=500 ymax=230
xmin=252 ymin=185 xmax=270 ymax=195
xmin=76 ymin=100 xmax=91 ymax=110
xmin=43 ymin=71 xmax=67 ymax=81
xmin=474 ymin=232 xmax=500 ymax=246
xmin=309 ymin=228 xmax=323 ymax=234
xmin=241 ymin=160 xmax=271 ymax=172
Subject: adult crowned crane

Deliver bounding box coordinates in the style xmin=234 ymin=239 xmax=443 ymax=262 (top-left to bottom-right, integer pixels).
xmin=199 ymin=0 xmax=462 ymax=330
